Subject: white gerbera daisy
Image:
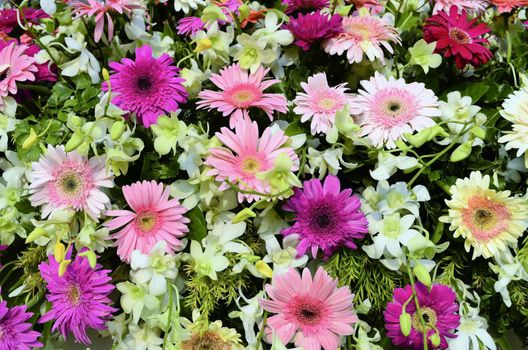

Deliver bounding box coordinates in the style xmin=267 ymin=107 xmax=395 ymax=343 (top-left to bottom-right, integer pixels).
xmin=498 ymin=86 xmax=528 ymax=163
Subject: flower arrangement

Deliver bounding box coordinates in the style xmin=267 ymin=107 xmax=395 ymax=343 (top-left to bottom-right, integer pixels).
xmin=1 ymin=0 xmax=528 ymax=349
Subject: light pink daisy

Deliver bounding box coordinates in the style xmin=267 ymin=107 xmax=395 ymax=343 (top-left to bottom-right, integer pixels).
xmin=323 ymin=12 xmax=400 ymax=64
xmin=350 ymin=72 xmax=440 ymax=149
xmin=197 ymin=64 xmax=288 ymax=129
xmin=29 ymin=145 xmax=114 ymax=220
xmin=69 ymin=0 xmax=144 ymax=42
xmin=0 ymin=42 xmax=37 ymax=98
xmin=105 ymin=180 xmax=189 ymax=263
xmin=433 ymin=0 xmax=489 ymax=14
xmin=260 ymin=267 xmax=358 ymax=350
xmin=205 ymin=119 xmax=299 ymax=203
xmin=293 ymin=72 xmax=353 ymax=135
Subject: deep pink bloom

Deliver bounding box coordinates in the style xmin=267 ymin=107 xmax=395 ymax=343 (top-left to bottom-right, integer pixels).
xmin=282 ymin=175 xmax=368 ymax=258
xmin=282 ymin=0 xmax=330 ymax=14
xmin=424 ymin=6 xmax=492 ymax=69
xmin=384 ymin=283 xmax=460 ymax=350
xmin=25 ymin=44 xmax=57 ymax=82
xmin=0 ymin=301 xmax=42 ymax=349
xmin=492 ymin=0 xmax=528 ymax=12
xmin=177 ymin=16 xmax=206 ymax=36
xmin=260 ymin=267 xmax=358 ymax=350
xmin=69 ymin=0 xmax=144 ymax=42
xmin=284 ymin=12 xmax=343 ymax=51
xmin=197 ymin=64 xmax=288 ymax=128
xmin=39 ymin=252 xmax=116 ymax=345
xmin=205 ymin=119 xmax=299 ymax=203
xmin=104 ymin=45 xmax=188 ymax=127
xmin=0 ymin=8 xmax=48 ymax=34
xmin=105 ymin=180 xmax=189 ymax=263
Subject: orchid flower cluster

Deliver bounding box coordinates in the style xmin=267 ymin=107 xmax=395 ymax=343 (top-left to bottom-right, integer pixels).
xmin=1 ymin=0 xmax=528 ymax=349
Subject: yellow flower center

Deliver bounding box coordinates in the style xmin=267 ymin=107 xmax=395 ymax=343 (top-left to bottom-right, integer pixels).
xmin=411 ymin=307 xmax=437 ymax=333
xmin=241 ymin=157 xmax=260 ymax=175
xmin=136 ymin=211 xmax=157 ymax=233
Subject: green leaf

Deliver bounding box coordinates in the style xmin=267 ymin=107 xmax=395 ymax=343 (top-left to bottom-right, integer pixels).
xmin=186 ymin=206 xmax=207 ymax=242
xmin=284 ymin=120 xmax=304 ymax=136
xmin=461 ymin=82 xmax=490 ymax=103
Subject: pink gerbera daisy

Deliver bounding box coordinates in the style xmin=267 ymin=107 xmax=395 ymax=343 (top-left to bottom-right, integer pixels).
xmin=491 ymin=0 xmax=528 ymax=12
xmin=39 ymin=251 xmax=116 ymax=345
xmin=282 ymin=175 xmax=368 ymax=259
xmin=0 ymin=301 xmax=43 ymax=349
xmin=260 ymin=267 xmax=358 ymax=350
xmin=205 ymin=119 xmax=299 ymax=203
xmin=424 ymin=7 xmax=492 ymax=69
xmin=350 ymin=72 xmax=440 ymax=149
xmin=197 ymin=64 xmax=288 ymax=129
xmin=29 ymin=145 xmax=114 ymax=220
xmin=293 ymin=72 xmax=353 ymax=134
xmin=0 ymin=42 xmax=37 ymax=98
xmin=104 ymin=45 xmax=188 ymax=127
xmin=433 ymin=0 xmax=489 ymax=14
xmin=69 ymin=0 xmax=144 ymax=42
xmin=105 ymin=180 xmax=189 ymax=263
xmin=323 ymin=12 xmax=400 ymax=64
xmin=384 ymin=283 xmax=460 ymax=350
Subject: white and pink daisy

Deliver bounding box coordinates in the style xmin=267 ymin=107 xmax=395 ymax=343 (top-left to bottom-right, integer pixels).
xmin=205 ymin=119 xmax=299 ymax=203
xmin=293 ymin=72 xmax=353 ymax=135
xmin=197 ymin=64 xmax=288 ymax=129
xmin=433 ymin=0 xmax=489 ymax=14
xmin=350 ymin=72 xmax=440 ymax=149
xmin=0 ymin=42 xmax=37 ymax=98
xmin=260 ymin=267 xmax=358 ymax=350
xmin=323 ymin=12 xmax=400 ymax=64
xmin=29 ymin=145 xmax=113 ymax=220
xmin=105 ymin=180 xmax=189 ymax=263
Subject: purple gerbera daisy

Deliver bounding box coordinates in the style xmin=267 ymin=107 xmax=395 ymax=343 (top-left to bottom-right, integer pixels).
xmin=177 ymin=16 xmax=206 ymax=36
xmin=104 ymin=44 xmax=188 ymax=127
xmin=282 ymin=0 xmax=330 ymax=14
xmin=384 ymin=283 xmax=460 ymax=350
xmin=38 ymin=251 xmax=116 ymax=345
xmin=281 ymin=175 xmax=369 ymax=258
xmin=0 ymin=301 xmax=43 ymax=349
xmin=284 ymin=12 xmax=343 ymax=51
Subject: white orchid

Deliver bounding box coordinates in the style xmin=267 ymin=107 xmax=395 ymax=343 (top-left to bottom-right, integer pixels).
xmin=60 ymin=33 xmax=101 ymax=83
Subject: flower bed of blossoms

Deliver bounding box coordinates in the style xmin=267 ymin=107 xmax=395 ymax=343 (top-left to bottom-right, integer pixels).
xmin=1 ymin=0 xmax=528 ymax=349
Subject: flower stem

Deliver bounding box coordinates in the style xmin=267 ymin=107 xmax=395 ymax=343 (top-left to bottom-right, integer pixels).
xmin=406 ymin=262 xmax=429 ymax=350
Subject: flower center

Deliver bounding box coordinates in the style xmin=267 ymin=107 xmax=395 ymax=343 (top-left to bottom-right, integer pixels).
xmin=225 ymin=84 xmax=261 ymax=109
xmin=67 ymin=283 xmax=82 ymax=306
xmin=449 ymin=27 xmax=471 ymax=44
xmin=135 ymin=211 xmax=158 ymax=234
xmin=0 ymin=66 xmax=11 ymax=82
xmin=411 ymin=307 xmax=438 ymax=334
xmin=462 ymin=195 xmax=511 ymax=241
xmin=310 ymin=205 xmax=335 ymax=230
xmin=295 ymin=302 xmax=322 ymax=326
xmin=135 ymin=75 xmax=153 ymax=92
xmin=57 ymin=170 xmax=84 ymax=199
xmin=183 ymin=331 xmax=229 ymax=350
xmin=385 ymin=100 xmax=405 ymax=117
xmin=317 ymin=97 xmax=337 ymax=111
xmin=241 ymin=157 xmax=261 ymax=175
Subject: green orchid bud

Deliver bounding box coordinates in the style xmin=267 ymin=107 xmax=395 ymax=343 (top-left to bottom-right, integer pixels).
xmin=102 ymin=67 xmax=110 ymax=82
xmin=238 ymin=4 xmax=250 ymax=21
xmin=470 ymin=125 xmax=486 ymax=139
xmin=413 ymin=263 xmax=432 ymax=287
xmin=232 ymin=208 xmax=257 ymax=224
xmin=65 ymin=130 xmax=85 ymax=152
xmin=335 ymin=4 xmax=352 ymax=16
xmin=405 ymin=128 xmax=434 ymax=148
xmin=58 ymin=259 xmax=71 ymax=277
xmin=399 ymin=312 xmax=412 ymax=336
xmin=110 ymin=120 xmax=126 ymax=141
xmin=201 ymin=5 xmax=227 ymax=23
xmin=26 ymin=227 xmax=48 ymax=243
xmin=450 ymin=141 xmax=473 ymax=162
xmin=22 ymin=128 xmax=38 ymax=149
xmin=70 ymin=115 xmax=83 ymax=128
xmin=78 ymin=250 xmax=97 ymax=269
xmin=255 ymin=260 xmax=273 ymax=279
xmin=395 ymin=139 xmax=410 ymax=151
xmin=54 ymin=242 xmax=66 ymax=262
xmin=429 ymin=333 xmax=441 ymax=347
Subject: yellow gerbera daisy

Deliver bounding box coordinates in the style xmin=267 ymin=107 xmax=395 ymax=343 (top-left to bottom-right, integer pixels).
xmin=440 ymin=171 xmax=528 ymax=259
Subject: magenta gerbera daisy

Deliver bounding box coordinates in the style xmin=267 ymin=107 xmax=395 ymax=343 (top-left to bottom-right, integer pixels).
xmin=29 ymin=145 xmax=114 ymax=220
xmin=350 ymin=72 xmax=440 ymax=149
xmin=293 ymin=72 xmax=353 ymax=134
xmin=205 ymin=119 xmax=299 ymax=203
xmin=39 ymin=252 xmax=116 ymax=345
xmin=0 ymin=42 xmax=37 ymax=98
xmin=104 ymin=44 xmax=188 ymax=127
xmin=384 ymin=283 xmax=460 ymax=350
xmin=177 ymin=16 xmax=207 ymax=36
xmin=260 ymin=267 xmax=358 ymax=350
xmin=196 ymin=63 xmax=288 ymax=129
xmin=0 ymin=8 xmax=48 ymax=34
xmin=282 ymin=0 xmax=330 ymax=14
xmin=424 ymin=7 xmax=492 ymax=69
xmin=323 ymin=12 xmax=400 ymax=64
xmin=282 ymin=175 xmax=368 ymax=258
xmin=284 ymin=12 xmax=343 ymax=51
xmin=105 ymin=180 xmax=189 ymax=262
xmin=0 ymin=301 xmax=43 ymax=349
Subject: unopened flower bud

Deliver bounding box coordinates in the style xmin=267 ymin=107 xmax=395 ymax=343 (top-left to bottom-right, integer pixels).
xmin=110 ymin=120 xmax=126 ymax=141
xmin=399 ymin=312 xmax=412 ymax=336
xmin=413 ymin=263 xmax=432 ymax=287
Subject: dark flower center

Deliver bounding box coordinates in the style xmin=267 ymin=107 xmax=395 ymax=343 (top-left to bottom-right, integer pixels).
xmin=295 ymin=303 xmax=322 ymax=326
xmin=449 ymin=27 xmax=471 ymax=44
xmin=311 ymin=205 xmax=334 ymax=230
xmin=135 ymin=75 xmax=153 ymax=92
xmin=0 ymin=67 xmax=11 ymax=82
xmin=57 ymin=170 xmax=84 ymax=199
xmin=411 ymin=307 xmax=438 ymax=334
xmin=136 ymin=211 xmax=157 ymax=234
